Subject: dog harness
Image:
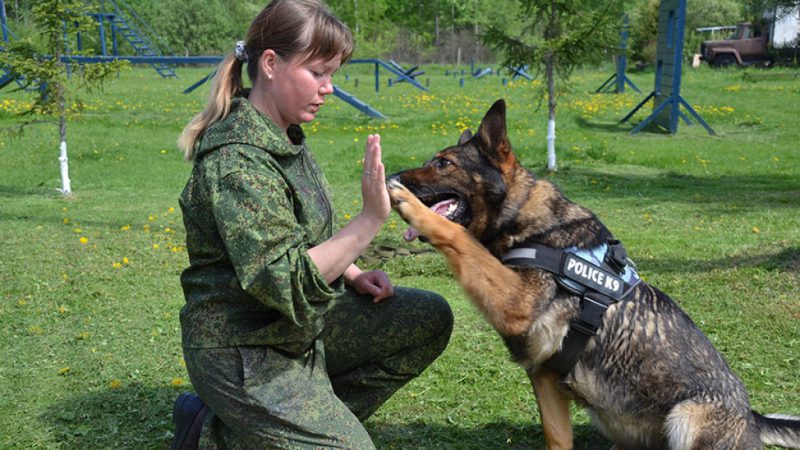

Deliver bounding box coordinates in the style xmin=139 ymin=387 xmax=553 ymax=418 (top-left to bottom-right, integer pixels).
xmin=501 ymin=240 xmax=641 ymax=375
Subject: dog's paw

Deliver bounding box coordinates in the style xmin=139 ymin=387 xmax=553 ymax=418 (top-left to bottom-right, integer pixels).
xmin=387 ymin=178 xmax=432 ymax=224
xmin=386 ymin=179 xmax=411 ymax=206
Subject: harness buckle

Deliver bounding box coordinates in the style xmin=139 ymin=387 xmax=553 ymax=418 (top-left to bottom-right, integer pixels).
xmin=606 ymin=239 xmax=637 ymax=273
xmin=572 ymin=292 xmax=614 ymax=335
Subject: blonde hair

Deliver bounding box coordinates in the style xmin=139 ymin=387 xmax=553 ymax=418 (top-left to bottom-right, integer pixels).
xmin=178 ymin=0 xmax=354 ymax=160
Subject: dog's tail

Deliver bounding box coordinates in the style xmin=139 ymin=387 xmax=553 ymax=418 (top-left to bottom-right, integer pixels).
xmin=754 ymin=411 xmax=800 ymax=448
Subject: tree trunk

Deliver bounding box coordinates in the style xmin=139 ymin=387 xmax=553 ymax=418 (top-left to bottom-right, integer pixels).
xmin=545 ymin=51 xmax=557 ymax=172
xmin=54 ymin=41 xmax=71 ymax=195
xmin=58 ymin=100 xmax=71 ymax=195
xmin=545 ymin=0 xmax=558 ymax=172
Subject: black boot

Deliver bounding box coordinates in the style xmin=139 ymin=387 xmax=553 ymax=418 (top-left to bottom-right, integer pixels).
xmin=171 ymin=392 xmax=208 ymax=450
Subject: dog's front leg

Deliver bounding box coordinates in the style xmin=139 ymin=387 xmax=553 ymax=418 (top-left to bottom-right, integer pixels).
xmin=388 ymin=180 xmax=534 ymax=336
xmin=530 ymin=369 xmax=574 ymax=450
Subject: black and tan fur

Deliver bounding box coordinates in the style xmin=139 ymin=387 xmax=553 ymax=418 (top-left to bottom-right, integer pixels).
xmin=387 ymin=99 xmax=800 ymax=450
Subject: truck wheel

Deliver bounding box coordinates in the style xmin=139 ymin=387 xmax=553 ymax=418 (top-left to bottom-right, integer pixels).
xmin=714 ymin=54 xmax=737 ymax=68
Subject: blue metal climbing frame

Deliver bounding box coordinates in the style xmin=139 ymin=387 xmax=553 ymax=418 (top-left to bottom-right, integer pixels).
xmin=80 ymin=0 xmax=176 ymax=77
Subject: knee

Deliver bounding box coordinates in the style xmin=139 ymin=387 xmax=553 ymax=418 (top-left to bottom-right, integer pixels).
xmin=402 ymin=289 xmax=454 ymax=352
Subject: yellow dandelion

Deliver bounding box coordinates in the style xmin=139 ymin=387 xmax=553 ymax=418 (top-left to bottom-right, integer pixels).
xmin=110 ymin=379 xmax=122 ymax=389
xmin=121 ymin=225 xmax=130 ymax=231
xmin=153 ymin=243 xmax=160 ymax=249
xmin=63 ymin=217 xmax=70 ymax=224
xmin=79 ymin=237 xmax=89 ymax=244
xmin=171 ymin=377 xmax=185 ymax=387
xmin=122 ymin=257 xmax=129 ymax=264
xmin=58 ymin=367 xmax=71 ymax=376
xmin=752 ymin=226 xmax=761 ymax=234
xmin=112 ymin=262 xmax=123 ymax=269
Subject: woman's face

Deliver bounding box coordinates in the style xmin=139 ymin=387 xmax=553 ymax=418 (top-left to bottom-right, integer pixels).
xmin=264 ymin=52 xmax=342 ymax=130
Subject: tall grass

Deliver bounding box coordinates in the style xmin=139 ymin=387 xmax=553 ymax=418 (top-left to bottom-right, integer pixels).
xmin=1 ymin=63 xmax=798 ymax=449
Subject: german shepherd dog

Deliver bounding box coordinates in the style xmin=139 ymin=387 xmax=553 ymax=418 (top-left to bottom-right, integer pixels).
xmin=386 ymin=99 xmax=800 ymax=449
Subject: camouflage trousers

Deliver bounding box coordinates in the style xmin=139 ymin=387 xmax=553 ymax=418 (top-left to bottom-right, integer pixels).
xmin=183 ymin=286 xmax=454 ymax=449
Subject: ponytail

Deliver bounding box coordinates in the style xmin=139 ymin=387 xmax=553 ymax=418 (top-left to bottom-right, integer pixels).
xmin=178 ymin=53 xmax=244 ymax=160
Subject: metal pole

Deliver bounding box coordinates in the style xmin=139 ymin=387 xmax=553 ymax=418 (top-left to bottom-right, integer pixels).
xmin=1 ymin=0 xmax=9 ymax=43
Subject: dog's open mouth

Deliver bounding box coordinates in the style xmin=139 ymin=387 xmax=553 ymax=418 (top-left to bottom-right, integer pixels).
xmin=403 ymin=195 xmax=466 ymax=241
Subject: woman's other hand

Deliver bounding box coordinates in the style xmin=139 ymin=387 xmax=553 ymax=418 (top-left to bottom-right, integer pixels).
xmin=349 ymin=269 xmax=394 ymax=302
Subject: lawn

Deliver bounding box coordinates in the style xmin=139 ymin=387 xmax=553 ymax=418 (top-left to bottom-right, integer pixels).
xmin=0 ymin=62 xmax=798 ymax=449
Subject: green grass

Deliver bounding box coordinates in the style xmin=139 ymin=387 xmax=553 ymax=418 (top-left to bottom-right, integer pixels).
xmin=1 ymin=63 xmax=798 ymax=449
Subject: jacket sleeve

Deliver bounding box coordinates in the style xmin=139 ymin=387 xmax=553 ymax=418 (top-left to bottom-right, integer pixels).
xmin=209 ymin=148 xmax=342 ymax=326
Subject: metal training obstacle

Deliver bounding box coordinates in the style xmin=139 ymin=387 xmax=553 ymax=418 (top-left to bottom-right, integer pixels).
xmin=72 ymin=0 xmax=177 ymax=78
xmin=180 ymin=57 xmax=429 ymax=120
xmin=595 ymin=14 xmax=641 ymax=94
xmin=620 ymin=0 xmax=714 ymax=135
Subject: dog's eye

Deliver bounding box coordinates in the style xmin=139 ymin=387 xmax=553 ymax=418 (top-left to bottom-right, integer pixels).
xmin=434 ymin=158 xmax=452 ymax=169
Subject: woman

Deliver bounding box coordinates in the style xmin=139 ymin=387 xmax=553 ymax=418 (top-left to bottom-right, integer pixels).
xmin=172 ymin=0 xmax=453 ymax=448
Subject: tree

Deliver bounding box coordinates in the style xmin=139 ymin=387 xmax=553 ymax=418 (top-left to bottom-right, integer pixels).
xmin=0 ymin=0 xmax=127 ymax=195
xmin=482 ymin=0 xmax=623 ymax=171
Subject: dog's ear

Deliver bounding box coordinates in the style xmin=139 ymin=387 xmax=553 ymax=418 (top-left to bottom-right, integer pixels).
xmin=476 ymin=100 xmax=512 ymax=163
xmin=458 ymin=129 xmax=473 ymax=145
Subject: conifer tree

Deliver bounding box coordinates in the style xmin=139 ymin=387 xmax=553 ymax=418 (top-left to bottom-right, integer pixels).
xmin=482 ymin=0 xmax=623 ymax=171
xmin=0 ymin=0 xmax=127 ymax=195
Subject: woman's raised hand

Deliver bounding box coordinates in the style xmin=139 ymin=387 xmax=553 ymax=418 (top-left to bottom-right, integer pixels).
xmin=360 ymin=134 xmax=391 ymax=224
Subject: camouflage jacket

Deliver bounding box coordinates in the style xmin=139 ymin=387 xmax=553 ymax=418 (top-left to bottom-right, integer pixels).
xmin=179 ymin=96 xmax=343 ymax=354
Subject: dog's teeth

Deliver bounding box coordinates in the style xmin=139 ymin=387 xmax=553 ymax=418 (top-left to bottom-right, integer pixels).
xmin=447 ymin=203 xmax=457 ymax=216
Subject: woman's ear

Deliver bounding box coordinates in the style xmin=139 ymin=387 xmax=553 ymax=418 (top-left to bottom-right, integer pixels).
xmin=260 ymin=49 xmax=277 ymax=80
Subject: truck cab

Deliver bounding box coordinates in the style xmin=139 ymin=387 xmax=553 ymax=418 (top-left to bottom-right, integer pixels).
xmin=700 ymin=22 xmax=768 ymax=66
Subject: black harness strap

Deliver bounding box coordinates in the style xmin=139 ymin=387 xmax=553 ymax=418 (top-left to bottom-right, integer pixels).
xmin=544 ymin=290 xmax=619 ymax=375
xmin=501 ymin=242 xmax=639 ymax=376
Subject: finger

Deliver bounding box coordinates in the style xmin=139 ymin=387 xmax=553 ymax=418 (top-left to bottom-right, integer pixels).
xmin=371 ymin=134 xmax=382 ymax=167
xmin=364 ymin=134 xmax=377 ymax=169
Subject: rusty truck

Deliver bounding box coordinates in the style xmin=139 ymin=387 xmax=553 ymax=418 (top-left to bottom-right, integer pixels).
xmin=698 ymin=5 xmax=800 ymax=67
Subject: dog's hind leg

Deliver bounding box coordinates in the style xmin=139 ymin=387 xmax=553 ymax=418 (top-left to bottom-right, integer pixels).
xmin=665 ymin=400 xmax=762 ymax=450
xmin=530 ymin=370 xmax=573 ymax=450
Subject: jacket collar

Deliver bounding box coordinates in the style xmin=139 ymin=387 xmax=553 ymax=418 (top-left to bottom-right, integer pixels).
xmin=195 ymin=95 xmax=307 ymax=159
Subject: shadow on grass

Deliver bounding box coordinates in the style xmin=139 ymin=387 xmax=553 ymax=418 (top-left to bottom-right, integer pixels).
xmin=574 ymin=116 xmax=673 ymax=135
xmin=641 ymin=246 xmax=800 ymax=275
xmin=45 ymin=383 xmax=610 ymax=449
xmin=369 ymin=421 xmax=609 ymax=449
xmin=547 ymin=166 xmax=800 ymax=213
xmin=41 ymin=383 xmax=179 ymax=450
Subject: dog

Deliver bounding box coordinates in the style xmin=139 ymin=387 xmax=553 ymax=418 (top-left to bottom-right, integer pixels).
xmin=386 ymin=99 xmax=800 ymax=449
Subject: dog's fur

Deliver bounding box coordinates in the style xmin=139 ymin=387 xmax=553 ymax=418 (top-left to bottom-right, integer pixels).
xmin=387 ymin=99 xmax=800 ymax=450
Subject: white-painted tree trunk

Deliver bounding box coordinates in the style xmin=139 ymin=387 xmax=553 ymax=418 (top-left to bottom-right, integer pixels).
xmin=58 ymin=114 xmax=71 ymax=195
xmin=58 ymin=140 xmax=71 ymax=195
xmin=546 ymin=118 xmax=557 ymax=171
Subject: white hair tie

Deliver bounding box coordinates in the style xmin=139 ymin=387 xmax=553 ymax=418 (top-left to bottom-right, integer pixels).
xmin=234 ymin=41 xmax=248 ymax=62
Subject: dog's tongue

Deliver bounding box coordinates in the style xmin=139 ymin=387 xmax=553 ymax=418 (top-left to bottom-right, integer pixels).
xmin=402 ymin=198 xmax=457 ymax=241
